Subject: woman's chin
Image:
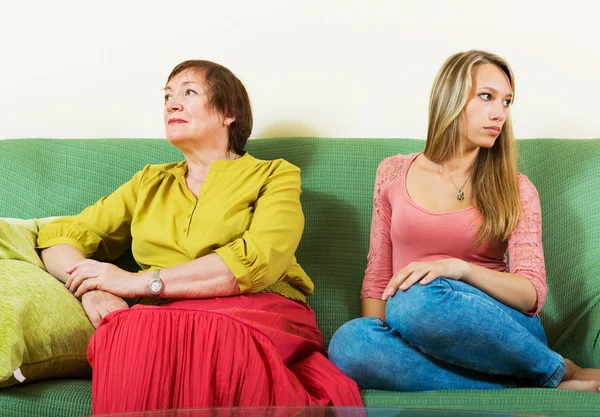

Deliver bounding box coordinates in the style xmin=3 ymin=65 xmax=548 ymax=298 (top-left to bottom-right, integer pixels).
xmin=475 ymin=136 xmax=498 ymax=149
xmin=166 ymin=135 xmax=193 ymax=145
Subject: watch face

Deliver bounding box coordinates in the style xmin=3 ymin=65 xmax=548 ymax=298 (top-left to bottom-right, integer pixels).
xmin=150 ymin=280 xmax=162 ymax=293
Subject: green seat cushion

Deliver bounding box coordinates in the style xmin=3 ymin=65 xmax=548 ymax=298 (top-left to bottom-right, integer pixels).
xmin=0 ymin=379 xmax=91 ymax=417
xmin=362 ymin=388 xmax=600 ymax=417
xmin=0 ymin=218 xmax=94 ymax=388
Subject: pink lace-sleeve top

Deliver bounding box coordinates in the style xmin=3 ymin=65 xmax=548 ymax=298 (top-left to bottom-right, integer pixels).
xmin=361 ymin=153 xmax=547 ymax=315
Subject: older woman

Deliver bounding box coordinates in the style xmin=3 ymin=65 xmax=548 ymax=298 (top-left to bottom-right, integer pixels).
xmin=37 ymin=60 xmax=361 ymax=413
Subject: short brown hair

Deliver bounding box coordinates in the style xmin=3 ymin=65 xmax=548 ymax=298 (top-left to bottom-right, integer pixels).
xmin=167 ymin=60 xmax=253 ymax=155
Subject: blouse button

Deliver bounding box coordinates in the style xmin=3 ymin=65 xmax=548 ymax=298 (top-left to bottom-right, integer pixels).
xmin=183 ymin=227 xmax=188 ymax=232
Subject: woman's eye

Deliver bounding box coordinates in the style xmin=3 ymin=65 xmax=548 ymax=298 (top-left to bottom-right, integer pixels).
xmin=164 ymin=94 xmax=172 ymax=102
xmin=478 ymin=93 xmax=492 ymax=101
xmin=503 ymin=99 xmax=512 ymax=107
xmin=185 ymin=89 xmax=197 ymax=96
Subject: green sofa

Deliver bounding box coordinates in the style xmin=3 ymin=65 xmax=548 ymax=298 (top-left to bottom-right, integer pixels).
xmin=1 ymin=138 xmax=599 ymax=416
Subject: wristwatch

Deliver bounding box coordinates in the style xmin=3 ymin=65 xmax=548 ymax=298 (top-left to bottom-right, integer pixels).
xmin=148 ymin=270 xmax=163 ymax=298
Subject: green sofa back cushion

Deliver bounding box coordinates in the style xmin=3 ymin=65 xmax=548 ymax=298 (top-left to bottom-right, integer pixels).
xmin=0 ymin=218 xmax=94 ymax=388
xmin=0 ymin=138 xmax=599 ymax=362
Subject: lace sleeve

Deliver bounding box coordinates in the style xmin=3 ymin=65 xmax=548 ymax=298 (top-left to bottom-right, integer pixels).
xmin=508 ymin=174 xmax=547 ymax=315
xmin=361 ymin=155 xmax=409 ymax=299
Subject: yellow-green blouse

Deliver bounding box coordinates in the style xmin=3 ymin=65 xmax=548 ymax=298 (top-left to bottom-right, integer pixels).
xmin=37 ymin=153 xmax=313 ymax=302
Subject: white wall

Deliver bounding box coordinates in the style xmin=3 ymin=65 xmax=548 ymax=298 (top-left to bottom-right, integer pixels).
xmin=2 ymin=0 xmax=599 ymax=140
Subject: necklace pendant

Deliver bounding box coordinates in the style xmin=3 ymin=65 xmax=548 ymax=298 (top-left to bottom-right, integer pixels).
xmin=456 ymin=190 xmax=465 ymax=202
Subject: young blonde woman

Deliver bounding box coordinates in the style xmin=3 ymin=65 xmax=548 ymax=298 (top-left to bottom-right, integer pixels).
xmin=328 ymin=50 xmax=600 ymax=392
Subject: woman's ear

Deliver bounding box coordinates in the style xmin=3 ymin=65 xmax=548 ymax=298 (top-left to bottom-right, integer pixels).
xmin=222 ymin=116 xmax=236 ymax=127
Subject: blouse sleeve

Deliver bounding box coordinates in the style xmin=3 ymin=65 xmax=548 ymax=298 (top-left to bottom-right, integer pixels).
xmin=508 ymin=174 xmax=547 ymax=316
xmin=214 ymin=160 xmax=304 ymax=293
xmin=361 ymin=157 xmax=398 ymax=299
xmin=37 ymin=166 xmax=146 ymax=261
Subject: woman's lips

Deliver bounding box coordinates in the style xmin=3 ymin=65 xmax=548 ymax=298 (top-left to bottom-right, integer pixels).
xmin=484 ymin=126 xmax=500 ymax=134
xmin=168 ymin=119 xmax=187 ymax=125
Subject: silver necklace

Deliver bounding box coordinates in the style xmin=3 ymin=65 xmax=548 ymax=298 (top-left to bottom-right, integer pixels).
xmin=440 ymin=164 xmax=472 ymax=202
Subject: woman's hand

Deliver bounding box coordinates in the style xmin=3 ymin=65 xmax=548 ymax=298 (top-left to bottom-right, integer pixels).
xmin=66 ymin=259 xmax=142 ymax=298
xmin=81 ymin=290 xmax=129 ymax=328
xmin=382 ymin=258 xmax=470 ymax=301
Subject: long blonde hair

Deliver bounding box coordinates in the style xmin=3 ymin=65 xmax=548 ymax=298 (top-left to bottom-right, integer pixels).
xmin=424 ymin=50 xmax=520 ymax=246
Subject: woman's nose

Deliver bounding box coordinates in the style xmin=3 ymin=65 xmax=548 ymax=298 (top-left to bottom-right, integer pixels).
xmin=490 ymin=101 xmax=506 ymax=121
xmin=166 ymin=98 xmax=183 ymax=112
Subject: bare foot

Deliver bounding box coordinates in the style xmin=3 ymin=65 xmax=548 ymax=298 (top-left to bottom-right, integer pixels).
xmin=562 ymin=358 xmax=578 ymax=381
xmin=563 ymin=358 xmax=600 ymax=382
xmin=573 ymin=368 xmax=600 ymax=381
xmin=557 ymin=380 xmax=600 ymax=392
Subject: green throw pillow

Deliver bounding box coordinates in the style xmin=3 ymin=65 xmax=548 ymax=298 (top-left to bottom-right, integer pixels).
xmin=0 ymin=218 xmax=95 ymax=388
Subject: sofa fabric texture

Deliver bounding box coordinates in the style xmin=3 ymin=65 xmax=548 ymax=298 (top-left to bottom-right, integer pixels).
xmin=0 ymin=138 xmax=599 ymax=416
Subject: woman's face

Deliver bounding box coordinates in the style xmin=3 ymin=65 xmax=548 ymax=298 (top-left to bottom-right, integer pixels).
xmin=163 ymin=69 xmax=230 ymax=145
xmin=461 ymin=63 xmax=513 ymax=152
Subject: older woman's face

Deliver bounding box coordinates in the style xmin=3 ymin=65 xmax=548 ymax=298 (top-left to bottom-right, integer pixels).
xmin=163 ymin=70 xmax=224 ymax=144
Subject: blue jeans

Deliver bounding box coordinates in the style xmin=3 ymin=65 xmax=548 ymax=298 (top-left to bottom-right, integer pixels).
xmin=328 ymin=278 xmax=565 ymax=391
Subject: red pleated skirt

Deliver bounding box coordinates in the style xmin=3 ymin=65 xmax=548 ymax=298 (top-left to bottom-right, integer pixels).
xmin=87 ymin=293 xmax=362 ymax=414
